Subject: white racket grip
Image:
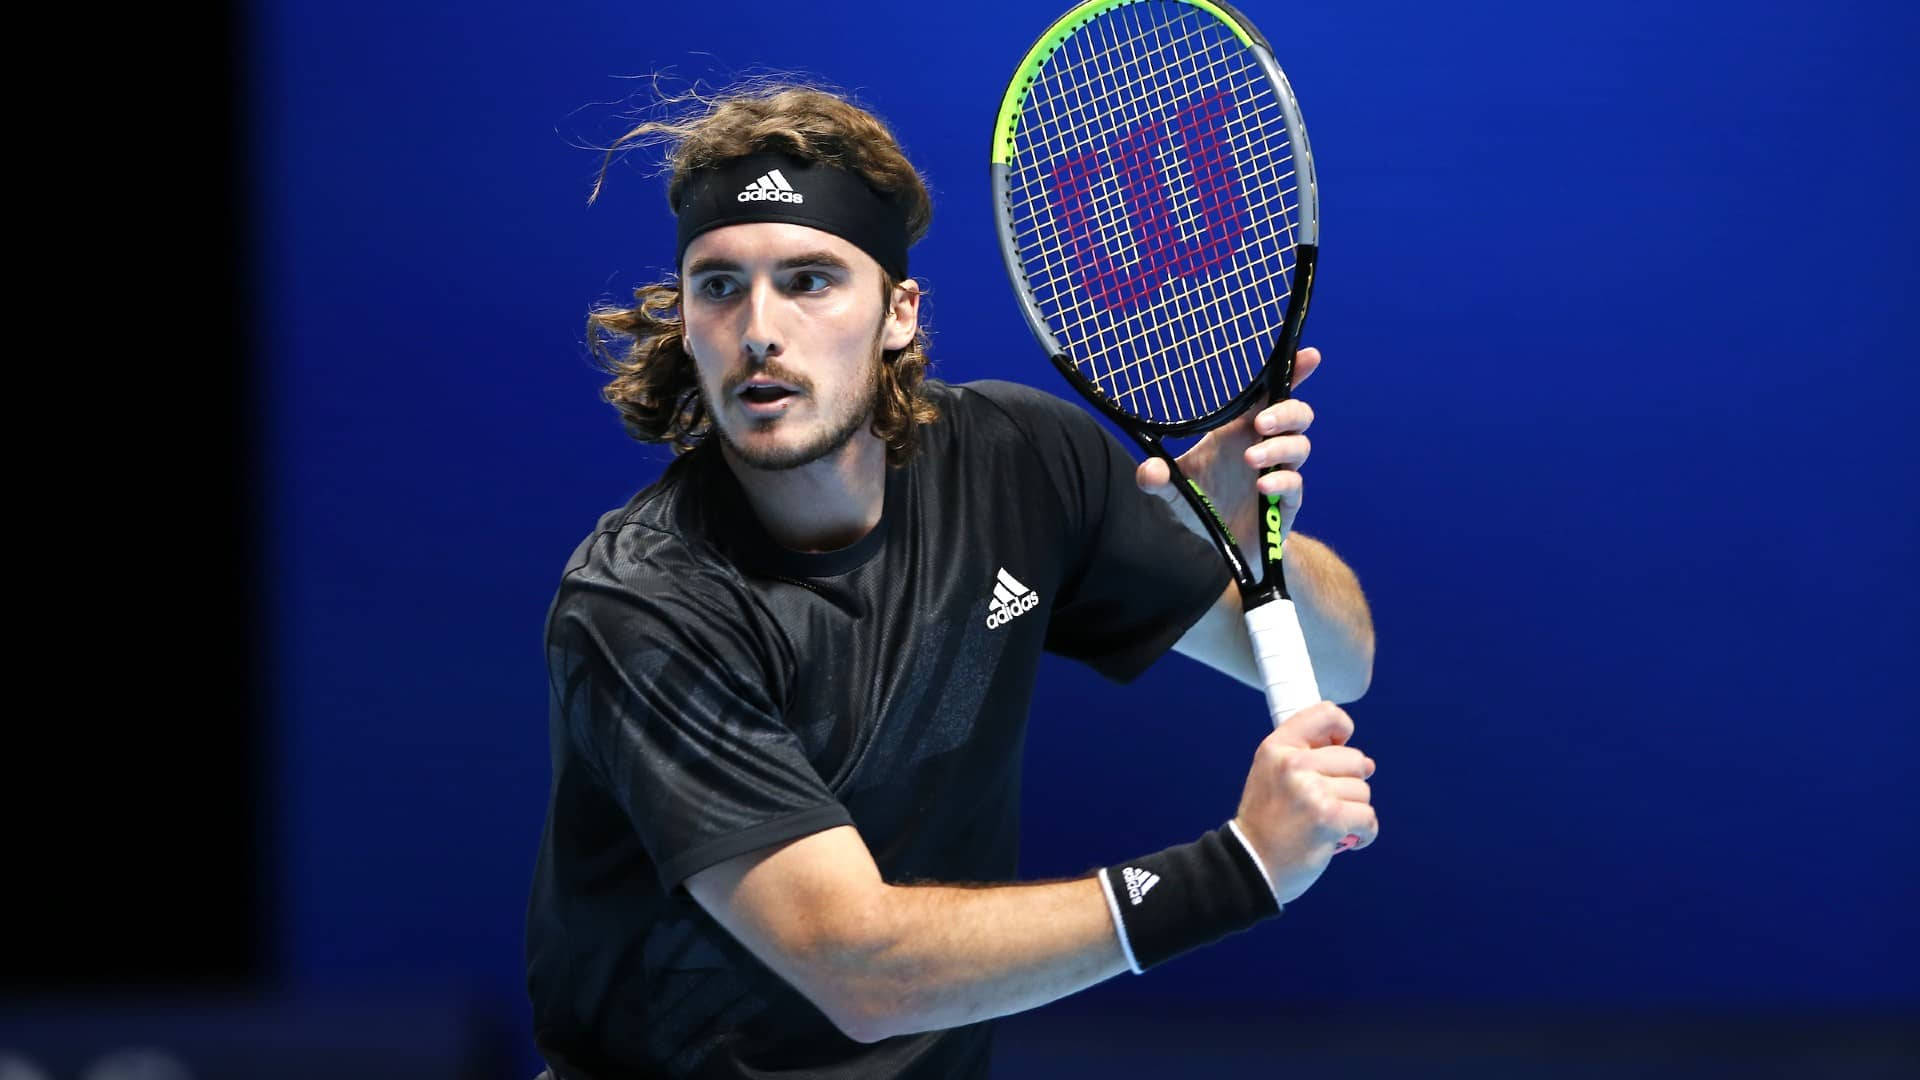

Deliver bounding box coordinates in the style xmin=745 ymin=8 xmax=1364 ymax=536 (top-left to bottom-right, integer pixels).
xmin=1245 ymin=599 xmax=1320 ymax=727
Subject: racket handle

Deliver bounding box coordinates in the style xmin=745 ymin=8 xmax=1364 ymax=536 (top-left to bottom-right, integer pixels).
xmin=1245 ymin=598 xmax=1320 ymax=727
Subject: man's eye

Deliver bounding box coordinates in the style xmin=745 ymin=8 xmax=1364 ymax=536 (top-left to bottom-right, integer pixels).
xmin=697 ymin=278 xmax=737 ymax=299
xmin=791 ymin=272 xmax=831 ymax=293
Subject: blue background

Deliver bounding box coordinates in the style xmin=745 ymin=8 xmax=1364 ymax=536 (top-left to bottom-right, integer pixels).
xmin=250 ymin=0 xmax=1916 ymax=1072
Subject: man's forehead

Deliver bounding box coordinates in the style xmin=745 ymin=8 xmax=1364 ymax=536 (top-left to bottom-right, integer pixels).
xmin=683 ymin=222 xmax=876 ymax=270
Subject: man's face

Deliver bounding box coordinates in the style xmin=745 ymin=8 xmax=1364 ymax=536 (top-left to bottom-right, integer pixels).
xmin=681 ymin=223 xmax=908 ymax=471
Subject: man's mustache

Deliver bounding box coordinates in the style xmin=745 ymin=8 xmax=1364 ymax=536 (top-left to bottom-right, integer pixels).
xmin=722 ymin=360 xmax=813 ymax=397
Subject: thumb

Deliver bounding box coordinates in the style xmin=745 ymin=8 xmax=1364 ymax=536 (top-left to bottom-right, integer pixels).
xmin=1136 ymin=456 xmax=1175 ymax=500
xmin=1269 ymin=700 xmax=1353 ymax=749
xmin=1289 ymin=346 xmax=1322 ymax=392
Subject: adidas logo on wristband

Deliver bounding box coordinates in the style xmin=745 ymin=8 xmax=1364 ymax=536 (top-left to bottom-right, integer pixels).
xmin=1121 ymin=865 xmax=1160 ymax=905
xmin=1102 ymin=826 xmax=1280 ymax=973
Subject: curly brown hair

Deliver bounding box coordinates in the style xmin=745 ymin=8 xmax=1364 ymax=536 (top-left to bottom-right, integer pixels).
xmin=585 ymin=85 xmax=938 ymax=467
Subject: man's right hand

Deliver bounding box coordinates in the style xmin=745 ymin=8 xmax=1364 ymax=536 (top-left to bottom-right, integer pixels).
xmin=1233 ymin=701 xmax=1379 ymax=906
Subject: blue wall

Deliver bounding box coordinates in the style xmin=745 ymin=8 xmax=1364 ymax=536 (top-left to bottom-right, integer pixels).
xmin=254 ymin=0 xmax=1919 ymax=1064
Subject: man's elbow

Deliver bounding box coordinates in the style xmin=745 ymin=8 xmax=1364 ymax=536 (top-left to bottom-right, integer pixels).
xmin=686 ymin=832 xmax=913 ymax=1044
xmin=817 ymin=971 xmax=917 ymax=1045
xmin=816 ymin=950 xmax=907 ymax=1045
xmin=778 ymin=900 xmax=909 ymax=1044
xmin=1324 ymin=661 xmax=1372 ymax=704
xmin=817 ymin=941 xmax=927 ymax=1043
xmin=825 ymin=1002 xmax=894 ymax=1045
xmin=1321 ymin=639 xmax=1374 ymax=704
xmin=787 ymin=957 xmax=896 ymax=1044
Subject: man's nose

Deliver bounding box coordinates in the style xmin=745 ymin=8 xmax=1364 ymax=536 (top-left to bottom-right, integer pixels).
xmin=741 ymin=278 xmax=782 ymax=362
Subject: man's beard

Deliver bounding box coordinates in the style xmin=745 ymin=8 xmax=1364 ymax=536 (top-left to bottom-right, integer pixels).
xmin=710 ymin=344 xmax=884 ymax=472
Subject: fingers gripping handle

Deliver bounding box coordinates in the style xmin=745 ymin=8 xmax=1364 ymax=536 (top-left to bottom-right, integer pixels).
xmin=1246 ymin=601 xmax=1360 ymax=852
xmin=1245 ymin=599 xmax=1320 ymax=727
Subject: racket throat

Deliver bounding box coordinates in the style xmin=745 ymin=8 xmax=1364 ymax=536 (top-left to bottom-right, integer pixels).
xmin=1257 ymin=490 xmax=1294 ymax=602
xmin=1156 ymin=453 xmax=1254 ymax=583
xmin=1149 ymin=450 xmax=1293 ymax=605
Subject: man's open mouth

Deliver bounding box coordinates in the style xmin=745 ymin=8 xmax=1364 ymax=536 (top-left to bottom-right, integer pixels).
xmin=736 ymin=379 xmax=801 ymax=405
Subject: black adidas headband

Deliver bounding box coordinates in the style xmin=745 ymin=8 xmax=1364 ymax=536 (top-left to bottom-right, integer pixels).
xmin=673 ymin=153 xmax=912 ymax=281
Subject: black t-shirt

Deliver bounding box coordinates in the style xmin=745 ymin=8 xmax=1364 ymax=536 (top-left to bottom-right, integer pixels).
xmin=527 ymin=379 xmax=1230 ymax=1079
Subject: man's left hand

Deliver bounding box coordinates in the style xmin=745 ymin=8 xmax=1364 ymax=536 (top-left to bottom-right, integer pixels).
xmin=1135 ymin=347 xmax=1320 ymax=581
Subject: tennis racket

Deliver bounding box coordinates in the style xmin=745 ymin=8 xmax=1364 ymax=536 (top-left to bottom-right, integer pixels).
xmin=993 ymin=0 xmax=1323 ymax=729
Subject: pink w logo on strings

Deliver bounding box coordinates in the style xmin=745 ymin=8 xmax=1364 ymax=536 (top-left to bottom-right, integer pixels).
xmin=1047 ymin=92 xmax=1246 ymax=314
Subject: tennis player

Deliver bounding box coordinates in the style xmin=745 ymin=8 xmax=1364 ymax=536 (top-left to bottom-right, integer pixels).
xmin=527 ymin=86 xmax=1378 ymax=1079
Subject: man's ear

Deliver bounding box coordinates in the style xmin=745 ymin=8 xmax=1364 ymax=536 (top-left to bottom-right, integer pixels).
xmin=881 ymin=279 xmax=921 ymax=351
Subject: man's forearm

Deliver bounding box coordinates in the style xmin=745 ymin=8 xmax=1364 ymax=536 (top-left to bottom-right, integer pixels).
xmin=1282 ymin=532 xmax=1375 ymax=701
xmin=1173 ymin=532 xmax=1375 ymax=701
xmin=689 ymin=827 xmax=1132 ymax=1044
xmin=829 ymin=875 xmax=1128 ymax=1040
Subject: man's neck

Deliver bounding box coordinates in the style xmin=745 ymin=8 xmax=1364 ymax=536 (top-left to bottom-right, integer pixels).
xmin=723 ymin=433 xmax=889 ymax=553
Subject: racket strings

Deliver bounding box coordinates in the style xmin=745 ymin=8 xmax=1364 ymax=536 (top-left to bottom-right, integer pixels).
xmin=1027 ymin=3 xmax=1223 ymax=88
xmin=1005 ymin=1 xmax=1301 ymax=426
xmin=1029 ymin=15 xmax=1251 ymax=420
xmin=1017 ymin=14 xmax=1270 ymax=168
xmin=1033 ymin=10 xmax=1293 ymax=419
xmin=1107 ymin=253 xmax=1298 ymax=401
xmin=1013 ymin=175 xmax=1301 ymax=378
xmin=1008 ymin=115 xmax=1296 ymax=298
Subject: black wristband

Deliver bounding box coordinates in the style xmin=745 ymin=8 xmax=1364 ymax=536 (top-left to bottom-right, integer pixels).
xmin=1100 ymin=824 xmax=1282 ymax=973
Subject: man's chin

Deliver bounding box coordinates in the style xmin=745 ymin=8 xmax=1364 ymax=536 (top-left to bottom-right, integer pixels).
xmin=726 ymin=440 xmax=828 ymax=472
xmin=718 ymin=418 xmax=865 ymax=472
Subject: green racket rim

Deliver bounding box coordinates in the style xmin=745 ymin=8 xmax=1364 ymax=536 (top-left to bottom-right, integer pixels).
xmin=990 ymin=0 xmax=1256 ymax=166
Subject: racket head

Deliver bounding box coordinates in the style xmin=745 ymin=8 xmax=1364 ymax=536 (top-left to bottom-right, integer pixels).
xmin=992 ymin=0 xmax=1318 ymax=438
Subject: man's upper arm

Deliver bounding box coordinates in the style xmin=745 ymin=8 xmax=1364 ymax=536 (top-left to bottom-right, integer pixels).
xmin=548 ymin=565 xmax=854 ymax=891
xmin=684 ymin=825 xmax=888 ymax=1038
xmin=962 ymin=381 xmax=1229 ymax=682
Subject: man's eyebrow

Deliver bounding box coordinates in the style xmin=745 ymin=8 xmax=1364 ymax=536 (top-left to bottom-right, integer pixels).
xmin=683 ymin=255 xmax=740 ymax=277
xmin=684 ymin=251 xmax=852 ymax=277
xmin=776 ymin=251 xmax=851 ymax=271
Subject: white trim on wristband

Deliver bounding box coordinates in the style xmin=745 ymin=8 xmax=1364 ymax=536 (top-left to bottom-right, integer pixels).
xmin=1095 ymin=868 xmax=1143 ymax=975
xmin=1225 ymin=819 xmax=1282 ymax=908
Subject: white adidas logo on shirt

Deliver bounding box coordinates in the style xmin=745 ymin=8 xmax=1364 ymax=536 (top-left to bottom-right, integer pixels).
xmin=984 ymin=567 xmax=1039 ymax=630
xmin=1122 ymin=866 xmax=1160 ymax=906
xmin=737 ymin=169 xmax=804 ymax=204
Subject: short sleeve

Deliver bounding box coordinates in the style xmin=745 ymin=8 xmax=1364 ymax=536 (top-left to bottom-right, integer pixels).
xmin=545 ymin=565 xmax=852 ymax=892
xmin=967 ymin=381 xmax=1232 ymax=682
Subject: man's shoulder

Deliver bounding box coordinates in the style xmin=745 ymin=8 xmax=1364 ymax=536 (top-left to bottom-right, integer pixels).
xmin=931 ymin=378 xmax=1101 ymax=446
xmin=934 ymin=377 xmax=1122 ymax=465
xmin=943 ymin=377 xmax=1072 ymax=416
xmin=549 ymin=451 xmax=750 ymax=627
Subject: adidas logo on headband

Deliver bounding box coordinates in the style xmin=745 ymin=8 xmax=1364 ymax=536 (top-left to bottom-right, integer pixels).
xmin=737 ymin=169 xmax=804 ymax=204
